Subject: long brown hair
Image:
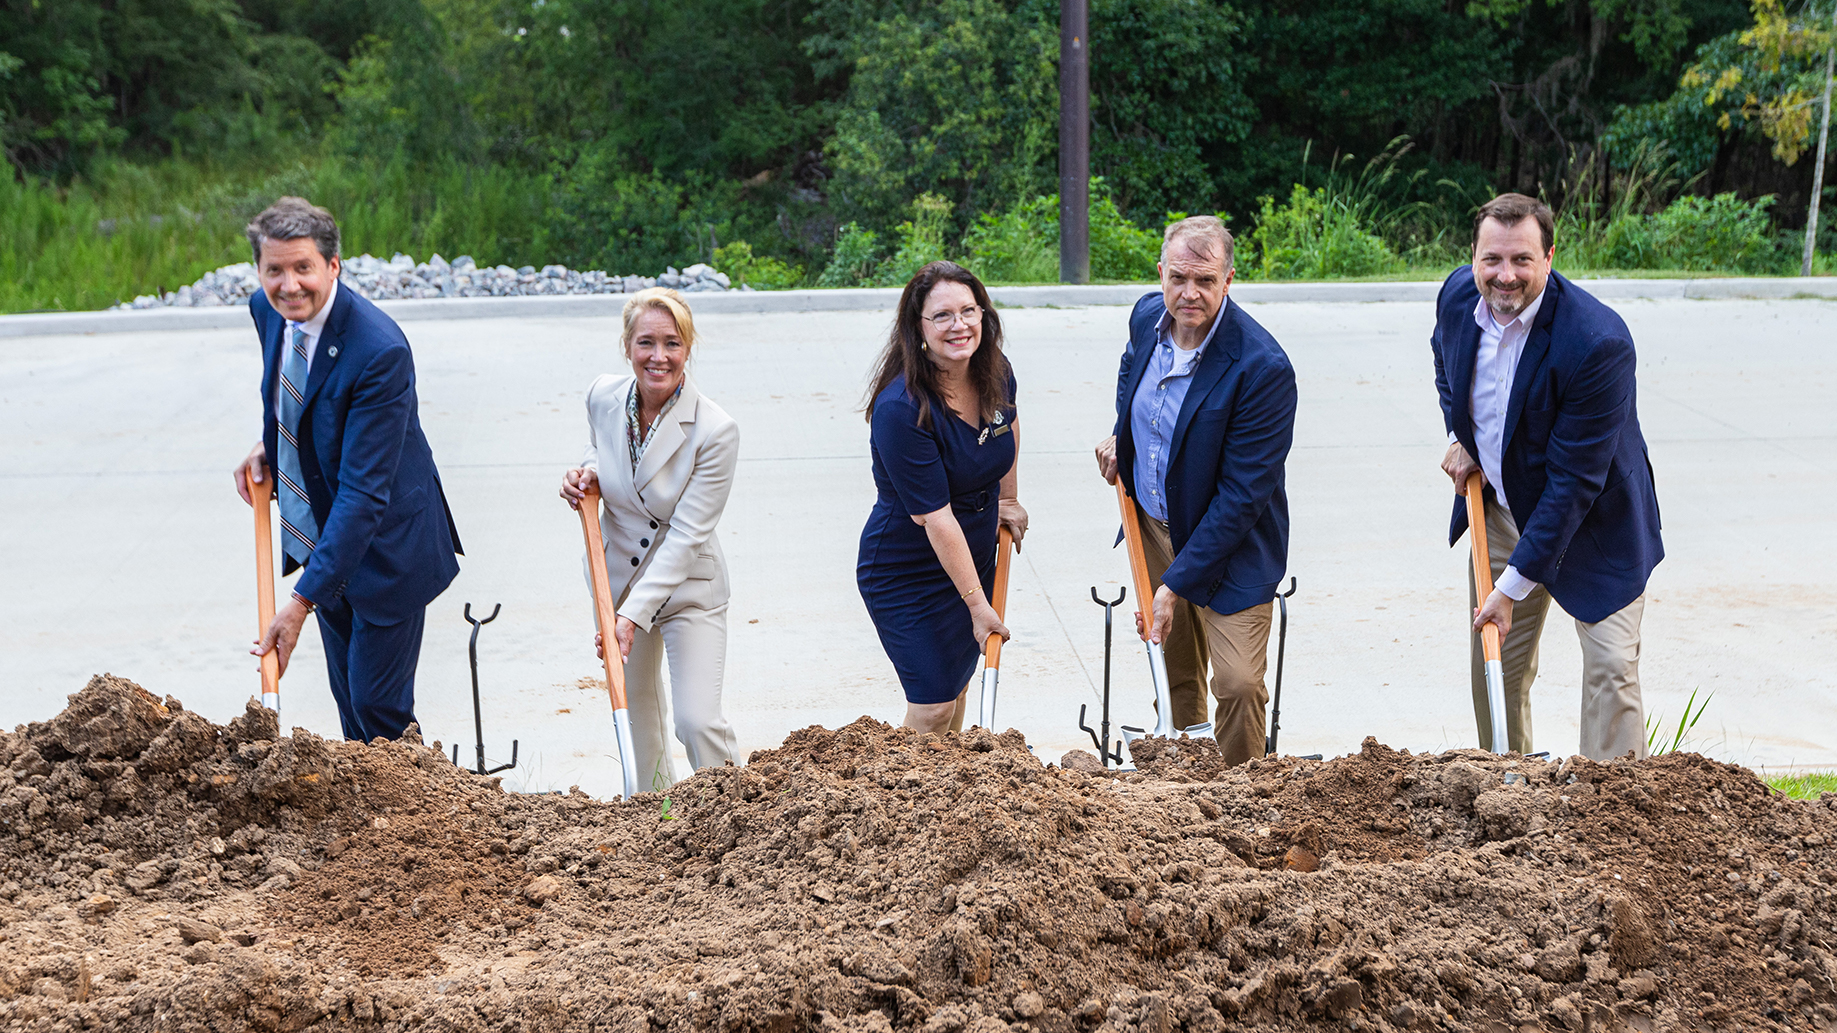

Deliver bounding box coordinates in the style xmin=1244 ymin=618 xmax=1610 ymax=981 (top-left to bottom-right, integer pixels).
xmin=863 ymin=261 xmax=1010 ymax=429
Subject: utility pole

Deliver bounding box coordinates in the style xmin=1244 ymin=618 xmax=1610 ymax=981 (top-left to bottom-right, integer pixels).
xmin=1804 ymin=2 xmax=1835 ymax=277
xmin=1059 ymin=0 xmax=1090 ymax=284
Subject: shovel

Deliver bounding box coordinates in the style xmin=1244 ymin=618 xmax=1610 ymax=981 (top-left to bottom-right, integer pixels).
xmin=250 ymin=474 xmax=281 ymax=714
xmin=1466 ymin=470 xmax=1510 ymax=754
xmin=577 ymin=484 xmax=640 ymax=800
xmin=976 ymin=526 xmax=1015 ymax=730
xmin=1114 ymin=481 xmax=1203 ymax=742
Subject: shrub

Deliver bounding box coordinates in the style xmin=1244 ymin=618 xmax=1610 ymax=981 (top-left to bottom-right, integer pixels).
xmin=962 ymin=196 xmax=1059 ymax=284
xmin=1245 ymin=184 xmax=1400 ymax=280
xmin=1593 ymin=215 xmax=1660 ymax=270
xmin=961 ymin=187 xmax=1161 ymax=284
xmin=1090 ymin=197 xmax=1162 ymax=281
xmin=1564 ymin=192 xmax=1779 ymax=273
xmin=712 ymin=241 xmax=805 ymax=290
xmin=1649 ymin=193 xmax=1777 ymax=272
xmin=878 ymin=194 xmax=955 ymax=286
xmin=817 ymin=223 xmax=884 ymax=288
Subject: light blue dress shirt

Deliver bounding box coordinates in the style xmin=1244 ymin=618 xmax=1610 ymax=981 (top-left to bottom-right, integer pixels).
xmin=1130 ymin=299 xmax=1228 ymax=522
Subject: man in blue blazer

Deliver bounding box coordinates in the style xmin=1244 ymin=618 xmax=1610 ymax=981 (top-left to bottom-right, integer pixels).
xmin=235 ymin=197 xmax=462 ymax=743
xmin=1096 ymin=216 xmax=1298 ymax=765
xmin=1432 ymin=193 xmax=1662 ymax=760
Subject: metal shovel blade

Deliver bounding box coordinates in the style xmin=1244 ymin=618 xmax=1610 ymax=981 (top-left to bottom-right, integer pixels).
xmin=1484 ymin=658 xmax=1509 ymax=754
xmin=1147 ymin=641 xmax=1177 ymax=738
xmin=979 ymin=665 xmax=999 ymax=732
xmin=612 ymin=707 xmax=639 ymax=801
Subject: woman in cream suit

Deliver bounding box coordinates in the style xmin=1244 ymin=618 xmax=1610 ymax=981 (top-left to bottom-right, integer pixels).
xmin=561 ymin=287 xmax=740 ymax=788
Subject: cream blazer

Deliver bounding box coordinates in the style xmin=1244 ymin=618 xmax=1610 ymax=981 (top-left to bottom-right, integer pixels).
xmin=581 ymin=373 xmax=739 ymax=632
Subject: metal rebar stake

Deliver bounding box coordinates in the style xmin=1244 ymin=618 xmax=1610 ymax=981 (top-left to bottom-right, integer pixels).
xmin=1265 ymin=577 xmax=1297 ymax=756
xmin=1079 ymin=587 xmax=1126 ymax=767
xmin=453 ymin=603 xmax=517 ymax=776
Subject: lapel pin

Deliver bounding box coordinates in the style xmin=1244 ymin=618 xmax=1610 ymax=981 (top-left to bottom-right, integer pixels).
xmin=328 ymin=346 xmax=338 ymax=358
xmin=978 ymin=427 xmax=991 ymax=445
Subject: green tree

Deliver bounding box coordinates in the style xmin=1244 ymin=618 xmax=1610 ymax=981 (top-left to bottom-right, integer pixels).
xmin=1607 ymin=2 xmax=1833 ymax=176
xmin=450 ymin=0 xmax=831 ymax=176
xmin=813 ymin=0 xmax=1057 ymax=235
xmin=1087 ymin=0 xmax=1256 ymax=225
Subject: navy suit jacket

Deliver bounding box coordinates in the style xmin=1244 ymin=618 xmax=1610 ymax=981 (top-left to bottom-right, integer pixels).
xmin=1432 ymin=268 xmax=1662 ymax=623
xmin=253 ymin=285 xmax=462 ymax=624
xmin=1113 ymin=293 xmax=1297 ymax=615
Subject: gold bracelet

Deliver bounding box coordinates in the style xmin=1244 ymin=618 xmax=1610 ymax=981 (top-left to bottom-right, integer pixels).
xmin=961 ymin=586 xmax=980 ymax=600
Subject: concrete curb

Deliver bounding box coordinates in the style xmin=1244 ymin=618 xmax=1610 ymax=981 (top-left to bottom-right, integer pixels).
xmin=4 ymin=276 xmax=1832 ymax=338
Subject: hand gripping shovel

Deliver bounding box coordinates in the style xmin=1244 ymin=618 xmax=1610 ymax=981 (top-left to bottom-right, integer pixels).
xmin=577 ymin=485 xmax=640 ymax=800
xmin=1466 ymin=471 xmax=1510 ymax=754
xmin=250 ymin=475 xmax=281 ymax=714
xmin=1114 ymin=481 xmax=1211 ymax=744
xmin=976 ymin=526 xmax=1015 ymax=730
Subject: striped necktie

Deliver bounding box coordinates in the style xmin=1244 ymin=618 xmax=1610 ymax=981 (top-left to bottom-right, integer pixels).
xmin=276 ymin=326 xmax=321 ymax=565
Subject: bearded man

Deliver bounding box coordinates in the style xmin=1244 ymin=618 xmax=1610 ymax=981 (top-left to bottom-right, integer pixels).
xmin=1431 ymin=193 xmax=1663 ymax=760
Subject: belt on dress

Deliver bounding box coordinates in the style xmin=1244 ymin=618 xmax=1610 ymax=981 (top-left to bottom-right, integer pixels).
xmin=952 ymin=489 xmax=995 ymax=513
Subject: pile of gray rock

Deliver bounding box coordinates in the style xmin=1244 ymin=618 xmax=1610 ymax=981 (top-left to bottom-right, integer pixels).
xmin=114 ymin=253 xmax=743 ymax=310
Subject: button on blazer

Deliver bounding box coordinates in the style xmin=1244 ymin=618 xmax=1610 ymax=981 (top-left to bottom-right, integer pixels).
xmin=581 ymin=373 xmax=739 ymax=630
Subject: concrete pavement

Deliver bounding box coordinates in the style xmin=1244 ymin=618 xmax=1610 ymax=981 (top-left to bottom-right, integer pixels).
xmin=3 ymin=293 xmax=1833 ymax=798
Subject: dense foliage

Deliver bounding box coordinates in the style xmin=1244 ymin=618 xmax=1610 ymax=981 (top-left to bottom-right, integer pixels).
xmin=1 ymin=0 xmax=1833 ymax=308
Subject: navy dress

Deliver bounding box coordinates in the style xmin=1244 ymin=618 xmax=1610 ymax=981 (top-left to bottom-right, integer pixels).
xmin=858 ymin=373 xmax=1018 ymax=704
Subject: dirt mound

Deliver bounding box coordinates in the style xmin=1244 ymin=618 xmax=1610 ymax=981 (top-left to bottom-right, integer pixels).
xmin=5 ymin=675 xmax=1837 ymax=1032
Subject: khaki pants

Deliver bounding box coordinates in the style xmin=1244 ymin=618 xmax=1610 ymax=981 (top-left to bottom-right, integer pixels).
xmin=1469 ymin=495 xmax=1647 ymax=760
xmin=1140 ymin=509 xmax=1273 ymax=766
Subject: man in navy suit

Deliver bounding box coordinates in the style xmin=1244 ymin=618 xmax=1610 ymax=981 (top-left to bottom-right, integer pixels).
xmin=1096 ymin=216 xmax=1297 ymax=766
xmin=1433 ymin=193 xmax=1662 ymax=760
xmin=235 ymin=197 xmax=462 ymax=743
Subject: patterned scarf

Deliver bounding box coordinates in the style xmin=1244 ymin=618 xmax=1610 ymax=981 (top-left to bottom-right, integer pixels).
xmin=626 ymin=381 xmax=684 ymax=470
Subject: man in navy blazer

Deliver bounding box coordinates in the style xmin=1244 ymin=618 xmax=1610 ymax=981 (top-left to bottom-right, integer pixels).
xmin=1432 ymin=193 xmax=1662 ymax=760
xmin=235 ymin=197 xmax=462 ymax=743
xmin=1096 ymin=216 xmax=1297 ymax=765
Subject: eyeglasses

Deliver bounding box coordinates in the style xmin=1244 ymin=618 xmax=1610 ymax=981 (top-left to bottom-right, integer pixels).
xmin=924 ymin=306 xmax=984 ymax=330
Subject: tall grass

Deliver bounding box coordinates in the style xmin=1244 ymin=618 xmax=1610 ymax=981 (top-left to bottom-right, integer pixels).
xmin=295 ymin=160 xmax=552 ymax=268
xmin=2 ymin=154 xmax=554 ymax=313
xmin=1 ymin=172 xmax=248 ymax=312
xmin=1239 ymin=141 xmax=1425 ymax=280
xmin=1766 ymin=772 xmax=1837 ymax=800
xmin=6 ymin=141 xmax=1833 ymax=313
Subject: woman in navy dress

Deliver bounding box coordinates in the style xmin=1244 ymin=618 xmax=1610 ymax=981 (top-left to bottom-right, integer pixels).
xmin=858 ymin=261 xmax=1027 ymax=732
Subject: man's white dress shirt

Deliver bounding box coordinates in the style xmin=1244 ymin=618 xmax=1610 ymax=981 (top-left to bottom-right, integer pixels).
xmin=1456 ymin=286 xmax=1544 ymax=602
xmin=274 ymin=279 xmax=339 ymax=413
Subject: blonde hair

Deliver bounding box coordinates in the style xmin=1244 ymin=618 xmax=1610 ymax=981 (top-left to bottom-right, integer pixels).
xmin=1161 ymin=215 xmax=1234 ymax=270
xmin=621 ymin=287 xmax=696 ymax=356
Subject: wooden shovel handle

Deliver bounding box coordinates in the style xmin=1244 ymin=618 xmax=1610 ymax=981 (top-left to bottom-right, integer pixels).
xmin=1465 ymin=470 xmax=1504 ymax=663
xmin=982 ymin=526 xmax=1014 ymax=668
xmin=251 ymin=475 xmax=280 ymax=703
xmin=577 ymin=485 xmax=631 ymax=711
xmin=1115 ymin=480 xmax=1158 ymax=636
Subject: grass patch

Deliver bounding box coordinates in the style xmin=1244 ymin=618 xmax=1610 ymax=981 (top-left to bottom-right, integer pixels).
xmin=3 ymin=152 xmax=552 ymax=313
xmin=1766 ymin=772 xmax=1837 ymax=800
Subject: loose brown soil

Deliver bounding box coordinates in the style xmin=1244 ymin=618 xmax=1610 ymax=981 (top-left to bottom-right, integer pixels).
xmin=5 ymin=675 xmax=1837 ymax=1032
